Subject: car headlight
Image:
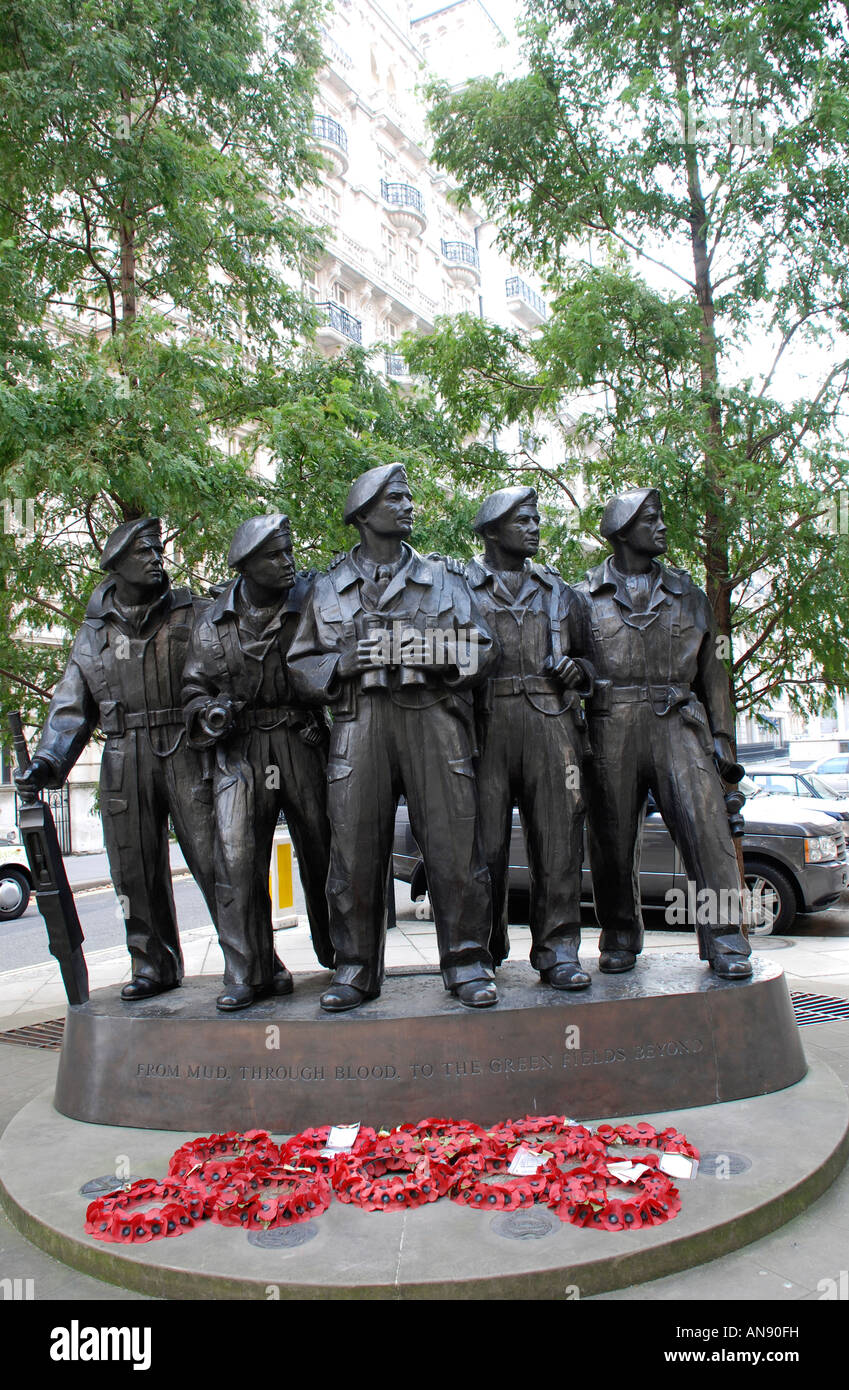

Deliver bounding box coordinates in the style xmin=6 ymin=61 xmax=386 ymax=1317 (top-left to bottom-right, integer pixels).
xmin=804 ymin=835 xmax=839 ymax=863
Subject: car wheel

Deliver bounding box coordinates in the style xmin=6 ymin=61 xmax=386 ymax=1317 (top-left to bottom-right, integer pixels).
xmin=743 ymin=859 xmax=797 ymax=937
xmin=0 ymin=868 xmax=31 ymax=921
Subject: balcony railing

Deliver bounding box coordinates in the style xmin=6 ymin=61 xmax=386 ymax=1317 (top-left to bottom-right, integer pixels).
xmin=311 ymin=115 xmax=348 ymax=154
xmin=384 ymin=353 xmax=407 ymax=377
xmin=380 ymin=180 xmax=425 ymax=215
xmin=441 ymin=239 xmax=479 ymax=270
xmin=505 ymin=276 xmax=547 ymax=320
xmin=314 ymin=301 xmax=362 ymax=343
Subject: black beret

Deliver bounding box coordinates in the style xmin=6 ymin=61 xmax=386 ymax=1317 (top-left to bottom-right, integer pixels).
xmin=228 ymin=514 xmax=291 ymax=569
xmin=343 ymin=464 xmax=408 ymax=525
xmin=100 ymin=518 xmax=162 ymax=572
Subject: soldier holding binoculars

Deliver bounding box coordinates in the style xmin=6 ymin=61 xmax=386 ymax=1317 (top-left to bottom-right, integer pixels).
xmin=288 ymin=464 xmax=499 ymax=1013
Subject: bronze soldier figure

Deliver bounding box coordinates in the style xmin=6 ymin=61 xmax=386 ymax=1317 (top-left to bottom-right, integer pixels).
xmin=468 ymin=487 xmax=593 ymax=989
xmin=288 ymin=463 xmax=499 ymax=1012
xmin=182 ymin=514 xmax=333 ymax=1012
xmin=571 ymin=488 xmax=752 ymax=979
xmin=14 ymin=518 xmax=220 ymax=999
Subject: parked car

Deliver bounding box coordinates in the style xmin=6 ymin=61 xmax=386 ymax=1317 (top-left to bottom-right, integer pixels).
xmin=0 ymin=844 xmax=33 ymax=921
xmin=804 ymin=754 xmax=849 ymax=796
xmin=747 ymin=767 xmax=849 ymax=820
xmin=393 ymin=778 xmax=848 ymax=938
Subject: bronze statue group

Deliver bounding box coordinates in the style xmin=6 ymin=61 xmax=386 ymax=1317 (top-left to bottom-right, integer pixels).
xmin=17 ymin=467 xmax=752 ymax=1014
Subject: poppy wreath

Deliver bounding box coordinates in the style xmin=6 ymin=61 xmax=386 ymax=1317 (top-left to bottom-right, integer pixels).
xmin=594 ymin=1122 xmax=700 ymax=1161
xmin=333 ymin=1152 xmax=454 ymax=1211
xmin=488 ymin=1115 xmax=607 ymax=1162
xmin=209 ymin=1162 xmax=332 ymax=1229
xmin=85 ymin=1178 xmax=207 ymax=1244
xmin=168 ymin=1129 xmax=280 ymax=1189
xmin=373 ymin=1117 xmax=498 ymax=1166
xmin=544 ymin=1120 xmax=697 ymax=1231
xmin=548 ymin=1154 xmax=682 ymax=1232
xmin=450 ymin=1149 xmax=560 ymax=1212
xmin=280 ymin=1124 xmax=378 ymax=1178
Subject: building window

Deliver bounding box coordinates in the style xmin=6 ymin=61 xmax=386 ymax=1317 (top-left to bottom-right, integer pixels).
xmin=404 ymin=244 xmax=418 ymax=275
xmin=382 ymin=226 xmax=397 ymax=261
xmin=322 ymin=187 xmax=341 ymax=221
xmin=377 ymin=146 xmax=395 ymax=179
xmin=0 ymin=745 xmax=12 ymax=786
xmin=333 ymin=283 xmax=349 ymax=308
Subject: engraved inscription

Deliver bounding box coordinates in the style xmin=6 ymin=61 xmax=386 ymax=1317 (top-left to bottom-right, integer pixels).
xmin=130 ymin=1038 xmax=704 ymax=1084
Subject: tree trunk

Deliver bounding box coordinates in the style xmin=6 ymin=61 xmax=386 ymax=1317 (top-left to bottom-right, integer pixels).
xmin=669 ymin=18 xmax=735 ymax=728
xmin=118 ymin=89 xmax=136 ymax=327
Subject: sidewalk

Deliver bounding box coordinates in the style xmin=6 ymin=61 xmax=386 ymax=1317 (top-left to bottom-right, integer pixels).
xmin=58 ymin=844 xmax=190 ymax=893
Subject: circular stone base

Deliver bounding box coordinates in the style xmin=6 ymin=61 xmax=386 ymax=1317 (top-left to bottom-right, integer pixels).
xmin=1 ymin=1062 xmax=846 ymax=1299
xmin=53 ymin=955 xmax=806 ymax=1132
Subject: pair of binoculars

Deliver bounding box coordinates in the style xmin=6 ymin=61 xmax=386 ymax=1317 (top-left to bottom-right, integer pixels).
xmin=360 ymin=616 xmax=427 ymax=690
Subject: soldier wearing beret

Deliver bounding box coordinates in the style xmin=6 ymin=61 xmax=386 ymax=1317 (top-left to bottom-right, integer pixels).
xmin=288 ymin=464 xmax=499 ymax=1011
xmin=15 ymin=518 xmax=221 ymax=999
xmin=571 ymin=489 xmax=752 ymax=978
xmin=469 ymin=487 xmax=594 ymax=988
xmin=182 ymin=514 xmax=333 ymax=1011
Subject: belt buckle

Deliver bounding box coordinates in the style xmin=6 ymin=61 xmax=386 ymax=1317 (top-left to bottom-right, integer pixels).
xmin=651 ymin=685 xmax=673 ymax=717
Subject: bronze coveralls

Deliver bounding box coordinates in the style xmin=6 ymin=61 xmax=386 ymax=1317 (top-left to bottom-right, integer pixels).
xmin=32 ymin=579 xmax=218 ymax=987
xmin=288 ymin=545 xmax=497 ymax=996
xmin=467 ymin=558 xmax=591 ymax=970
xmin=571 ymin=558 xmax=751 ymax=966
xmin=182 ymin=574 xmax=334 ymax=991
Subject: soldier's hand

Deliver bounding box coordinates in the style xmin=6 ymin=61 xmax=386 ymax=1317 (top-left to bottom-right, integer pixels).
xmin=548 ymin=655 xmax=583 ymax=690
xmin=199 ymin=698 xmax=235 ymax=740
xmin=338 ymin=636 xmax=387 ymax=677
xmin=713 ymin=735 xmax=745 ymax=783
xmin=299 ymin=722 xmax=327 ymax=748
xmin=14 ymin=756 xmax=51 ymax=795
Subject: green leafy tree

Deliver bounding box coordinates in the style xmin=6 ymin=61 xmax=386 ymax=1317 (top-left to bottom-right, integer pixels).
xmin=409 ymin=0 xmax=849 ymax=718
xmin=233 ymin=347 xmax=514 ymax=567
xmin=0 ymin=0 xmax=327 ymax=718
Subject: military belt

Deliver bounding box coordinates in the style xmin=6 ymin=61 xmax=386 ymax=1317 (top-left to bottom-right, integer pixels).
xmin=102 ymin=705 xmax=184 ymax=733
xmin=489 ymin=675 xmax=576 ymax=703
xmin=589 ymin=682 xmax=691 ymax=716
xmin=234 ymin=705 xmax=300 ymax=730
xmin=609 ymin=683 xmax=690 ymax=705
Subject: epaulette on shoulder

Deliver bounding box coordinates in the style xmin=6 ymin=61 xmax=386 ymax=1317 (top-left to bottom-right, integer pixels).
xmin=297 ymin=567 xmax=318 ymax=583
xmin=427 ymin=552 xmax=467 ymax=576
xmin=328 ymin=551 xmax=347 ymax=571
xmin=669 ymin=564 xmax=693 ymax=583
xmin=542 ymin=562 xmax=562 ymax=578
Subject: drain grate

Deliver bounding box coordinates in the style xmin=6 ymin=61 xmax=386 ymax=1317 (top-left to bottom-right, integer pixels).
xmin=0 ymin=1017 xmax=66 ymax=1050
xmin=791 ymin=992 xmax=849 ymax=1026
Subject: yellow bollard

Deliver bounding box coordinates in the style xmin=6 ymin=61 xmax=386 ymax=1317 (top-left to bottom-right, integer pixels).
xmin=269 ymin=828 xmax=298 ymax=928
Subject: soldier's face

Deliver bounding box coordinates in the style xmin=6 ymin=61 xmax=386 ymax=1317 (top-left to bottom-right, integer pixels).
xmin=362 ymin=481 xmax=414 ymax=538
xmin=493 ymin=504 xmax=540 ymax=559
xmin=621 ymin=501 xmax=667 ymax=557
xmin=118 ymin=535 xmax=166 ymax=591
xmin=243 ymin=535 xmax=296 ymax=593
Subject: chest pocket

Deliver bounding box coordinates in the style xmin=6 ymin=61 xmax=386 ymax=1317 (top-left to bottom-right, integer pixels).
xmin=590 ymin=603 xmax=625 ymax=642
